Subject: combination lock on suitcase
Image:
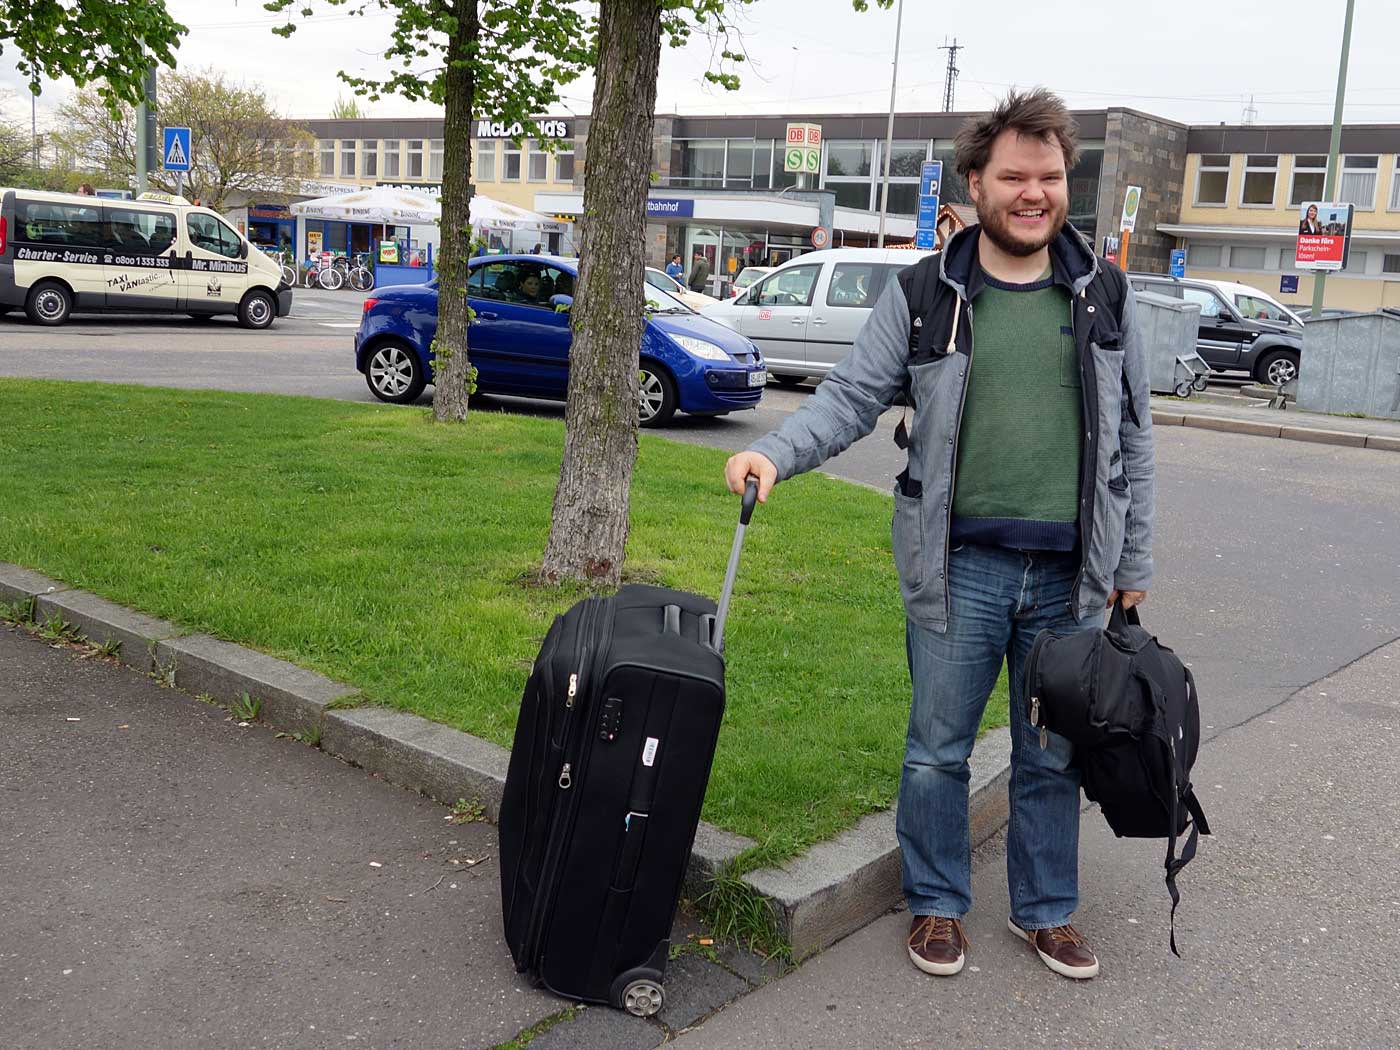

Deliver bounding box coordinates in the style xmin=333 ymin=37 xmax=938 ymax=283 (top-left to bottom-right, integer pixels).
xmin=498 ymin=480 xmax=759 ymax=1016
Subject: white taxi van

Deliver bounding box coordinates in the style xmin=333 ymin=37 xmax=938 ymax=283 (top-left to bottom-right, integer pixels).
xmin=0 ymin=188 xmax=292 ymax=328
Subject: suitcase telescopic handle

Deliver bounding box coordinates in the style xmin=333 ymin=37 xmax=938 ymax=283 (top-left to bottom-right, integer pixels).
xmin=712 ymin=476 xmax=758 ymax=654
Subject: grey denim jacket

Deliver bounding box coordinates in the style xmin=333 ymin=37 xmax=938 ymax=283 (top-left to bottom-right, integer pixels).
xmin=749 ymin=224 xmax=1155 ymax=631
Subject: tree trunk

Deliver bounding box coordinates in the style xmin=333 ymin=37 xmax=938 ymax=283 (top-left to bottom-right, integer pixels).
xmin=538 ymin=0 xmax=663 ymax=587
xmin=431 ymin=0 xmax=478 ymax=423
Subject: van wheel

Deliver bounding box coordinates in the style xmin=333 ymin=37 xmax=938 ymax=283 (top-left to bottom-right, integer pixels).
xmin=638 ymin=361 xmax=677 ymax=428
xmin=25 ymin=281 xmax=72 ymax=326
xmin=1254 ymin=349 xmax=1299 ymax=386
xmin=366 ymin=340 xmax=426 ymax=403
xmin=238 ymin=290 xmax=277 ymax=329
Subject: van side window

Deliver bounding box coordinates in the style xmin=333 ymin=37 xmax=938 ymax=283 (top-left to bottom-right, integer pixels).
xmin=756 ymin=263 xmax=821 ymax=307
xmin=1181 ymin=287 xmax=1224 ymax=318
xmin=16 ymin=200 xmax=102 ymax=249
xmin=187 ymin=213 xmax=243 ymax=259
xmin=826 ymin=263 xmax=881 ymax=308
xmin=106 ymin=209 xmax=176 ymax=256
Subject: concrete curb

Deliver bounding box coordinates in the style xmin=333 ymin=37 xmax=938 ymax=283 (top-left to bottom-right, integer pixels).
xmin=1152 ymin=407 xmax=1400 ymax=452
xmin=0 ymin=560 xmax=1011 ymax=959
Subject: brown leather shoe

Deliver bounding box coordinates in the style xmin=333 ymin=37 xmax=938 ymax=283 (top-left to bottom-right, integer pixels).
xmin=907 ymin=914 xmax=968 ymax=976
xmin=1008 ymin=919 xmax=1099 ymax=979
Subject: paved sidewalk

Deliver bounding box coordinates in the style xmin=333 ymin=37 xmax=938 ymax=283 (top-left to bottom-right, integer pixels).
xmin=0 ymin=625 xmax=770 ymax=1050
xmin=1152 ymin=394 xmax=1400 ymax=450
xmin=671 ymin=639 xmax=1400 ymax=1050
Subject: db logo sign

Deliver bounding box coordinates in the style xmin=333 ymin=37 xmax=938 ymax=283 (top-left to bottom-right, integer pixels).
xmin=810 ymin=227 xmax=830 ymax=249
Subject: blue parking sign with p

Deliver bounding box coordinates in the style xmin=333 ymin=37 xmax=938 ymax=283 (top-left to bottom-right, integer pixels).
xmin=162 ymin=126 xmax=192 ymax=171
xmin=1169 ymin=248 xmax=1186 ymax=278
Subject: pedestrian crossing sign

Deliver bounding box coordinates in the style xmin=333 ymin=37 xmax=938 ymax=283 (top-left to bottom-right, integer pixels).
xmin=162 ymin=127 xmax=192 ymax=171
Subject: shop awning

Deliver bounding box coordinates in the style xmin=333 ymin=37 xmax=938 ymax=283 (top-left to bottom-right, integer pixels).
xmin=291 ymin=185 xmax=441 ymax=224
xmin=469 ymin=194 xmax=556 ymax=228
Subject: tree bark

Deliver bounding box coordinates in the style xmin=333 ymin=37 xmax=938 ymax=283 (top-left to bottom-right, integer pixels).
xmin=431 ymin=0 xmax=478 ymax=423
xmin=538 ymin=0 xmax=663 ymax=586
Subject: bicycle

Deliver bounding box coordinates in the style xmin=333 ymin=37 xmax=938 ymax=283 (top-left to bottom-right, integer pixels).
xmin=304 ymin=254 xmax=343 ymax=291
xmin=346 ymin=252 xmax=374 ymax=292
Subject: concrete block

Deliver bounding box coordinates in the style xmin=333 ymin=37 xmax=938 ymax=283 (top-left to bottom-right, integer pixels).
xmin=1364 ymin=434 xmax=1400 ymax=453
xmin=154 ymin=634 xmax=356 ymax=737
xmin=1278 ymin=426 xmax=1367 ymax=448
xmin=685 ymin=822 xmax=758 ymax=894
xmin=34 ymin=589 xmax=182 ymax=672
xmin=655 ymin=953 xmax=750 ymax=1031
xmin=0 ymin=563 xmax=69 ymax=607
xmin=741 ymin=728 xmax=1012 ymax=960
xmin=322 ymin=706 xmax=511 ymax=818
xmin=1182 ymin=415 xmax=1282 ymax=439
xmin=1150 ymin=409 xmax=1185 ymax=427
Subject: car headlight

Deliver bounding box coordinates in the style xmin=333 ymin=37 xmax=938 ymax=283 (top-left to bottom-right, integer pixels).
xmin=671 ymin=335 xmax=731 ymax=361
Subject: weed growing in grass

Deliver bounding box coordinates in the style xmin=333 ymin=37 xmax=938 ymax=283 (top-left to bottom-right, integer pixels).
xmin=450 ymin=798 xmax=486 ymax=825
xmin=94 ymin=637 xmax=122 ymax=658
xmin=230 ymin=692 xmax=262 ymax=721
xmin=154 ymin=660 xmax=177 ymax=688
xmin=293 ymin=723 xmax=322 ymax=747
xmin=696 ymin=857 xmax=793 ymax=966
xmin=2 ymin=596 xmax=37 ymax=625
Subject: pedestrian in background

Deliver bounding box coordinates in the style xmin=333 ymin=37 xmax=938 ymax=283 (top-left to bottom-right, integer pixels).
xmin=687 ymin=250 xmax=710 ymax=294
xmin=724 ymin=87 xmax=1154 ymax=983
xmin=666 ymin=254 xmax=684 ymax=281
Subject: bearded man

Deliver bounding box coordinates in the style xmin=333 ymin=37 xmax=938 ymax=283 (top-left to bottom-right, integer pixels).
xmin=723 ymin=87 xmax=1155 ymax=981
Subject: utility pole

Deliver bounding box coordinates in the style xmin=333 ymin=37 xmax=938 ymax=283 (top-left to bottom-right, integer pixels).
xmin=135 ymin=62 xmax=157 ymax=194
xmin=30 ymin=75 xmax=38 ymax=169
xmin=876 ymin=0 xmax=905 ymax=248
xmin=1311 ymin=0 xmax=1356 ymax=317
xmin=940 ymin=38 xmax=962 ymax=113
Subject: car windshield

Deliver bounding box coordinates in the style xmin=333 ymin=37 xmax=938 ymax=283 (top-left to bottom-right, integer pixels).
xmin=645 ymin=281 xmax=692 ymax=314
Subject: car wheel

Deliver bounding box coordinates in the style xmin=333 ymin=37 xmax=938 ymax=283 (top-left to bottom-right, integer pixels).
xmin=1255 ymin=349 xmax=1299 ymax=386
xmin=366 ymin=340 xmax=426 ymax=404
xmin=238 ymin=290 xmax=277 ymax=330
xmin=25 ymin=280 xmax=72 ymax=326
xmin=772 ymin=373 xmax=808 ymax=387
xmin=638 ymin=361 xmax=677 ymax=428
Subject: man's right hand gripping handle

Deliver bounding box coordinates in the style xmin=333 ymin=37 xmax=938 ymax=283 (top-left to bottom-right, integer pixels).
xmin=724 ymin=451 xmax=777 ymax=504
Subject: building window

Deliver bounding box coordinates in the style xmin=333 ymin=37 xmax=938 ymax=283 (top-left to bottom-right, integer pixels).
xmin=1194 ymin=154 xmax=1230 ymax=205
xmin=555 ymin=140 xmax=575 ymax=182
xmin=1290 ymin=154 xmax=1327 ymax=206
xmin=824 ymin=140 xmax=875 ymax=212
xmin=503 ymin=141 xmax=521 ymax=180
xmin=669 ymin=139 xmax=725 ymax=187
xmin=475 ymin=142 xmax=496 ymax=182
xmin=751 ymin=140 xmax=773 ymax=189
xmin=382 ymin=139 xmax=400 ymax=179
xmin=874 ymin=140 xmax=929 ymax=216
xmin=319 ymin=139 xmax=335 ymax=177
xmin=1346 ymin=250 xmax=1367 ymax=272
xmin=1383 ymin=253 xmax=1400 ymax=274
xmin=1067 ymin=146 xmax=1104 ymax=237
xmin=407 ymin=139 xmax=424 ymax=179
xmin=1186 ymin=243 xmax=1222 ymax=267
xmin=1229 ymin=245 xmax=1266 ymax=269
xmin=527 ymin=141 xmax=548 ymax=182
xmin=340 ymin=139 xmax=357 ymax=178
xmin=429 ymin=139 xmax=444 ymax=181
xmin=362 ymin=140 xmax=378 ymax=179
xmin=1390 ymin=159 xmax=1400 ymax=210
xmin=1240 ymin=155 xmax=1277 ymax=207
xmin=724 ymin=139 xmax=754 ymax=188
xmin=1339 ymin=155 xmax=1378 ymax=209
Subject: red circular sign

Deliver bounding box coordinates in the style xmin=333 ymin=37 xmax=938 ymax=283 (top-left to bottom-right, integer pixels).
xmin=811 ymin=227 xmax=829 ymax=249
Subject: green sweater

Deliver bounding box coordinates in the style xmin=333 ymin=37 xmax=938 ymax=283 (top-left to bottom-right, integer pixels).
xmin=950 ymin=270 xmax=1083 ymax=551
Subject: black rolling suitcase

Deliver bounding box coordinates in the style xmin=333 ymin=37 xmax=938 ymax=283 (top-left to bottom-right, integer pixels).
xmin=498 ymin=481 xmax=759 ymax=1016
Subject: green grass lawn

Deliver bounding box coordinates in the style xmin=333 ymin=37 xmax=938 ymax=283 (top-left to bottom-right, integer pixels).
xmin=0 ymin=379 xmax=1008 ymax=863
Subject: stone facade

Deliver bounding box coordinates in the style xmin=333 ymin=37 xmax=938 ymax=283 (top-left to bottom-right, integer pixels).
xmin=1096 ymin=109 xmax=1190 ymax=274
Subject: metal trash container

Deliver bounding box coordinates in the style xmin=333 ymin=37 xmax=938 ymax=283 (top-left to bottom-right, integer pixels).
xmin=1134 ymin=291 xmax=1209 ymax=396
xmin=1297 ymin=309 xmax=1400 ymax=421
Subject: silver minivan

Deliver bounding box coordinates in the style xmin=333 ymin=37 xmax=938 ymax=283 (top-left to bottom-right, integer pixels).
xmin=700 ymin=247 xmax=931 ymax=383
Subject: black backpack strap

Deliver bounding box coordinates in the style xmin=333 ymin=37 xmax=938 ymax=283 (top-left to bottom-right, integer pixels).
xmin=1091 ymin=262 xmax=1142 ymax=430
xmin=893 ymin=255 xmax=945 ymax=451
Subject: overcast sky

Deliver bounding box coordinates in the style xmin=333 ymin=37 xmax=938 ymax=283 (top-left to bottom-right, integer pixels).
xmin=5 ymin=0 xmax=1400 ymax=131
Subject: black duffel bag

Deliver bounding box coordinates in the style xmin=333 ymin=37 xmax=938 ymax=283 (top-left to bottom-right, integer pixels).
xmin=1025 ymin=601 xmax=1211 ymax=956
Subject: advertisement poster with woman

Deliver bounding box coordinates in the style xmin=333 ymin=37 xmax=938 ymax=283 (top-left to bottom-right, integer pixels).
xmin=1294 ymin=202 xmax=1354 ymax=270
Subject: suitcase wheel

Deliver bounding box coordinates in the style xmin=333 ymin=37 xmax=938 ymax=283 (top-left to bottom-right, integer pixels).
xmin=621 ymin=979 xmax=664 ymax=1017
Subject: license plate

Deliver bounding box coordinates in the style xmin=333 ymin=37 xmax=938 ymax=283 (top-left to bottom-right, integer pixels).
xmin=748 ymin=370 xmax=768 ymax=387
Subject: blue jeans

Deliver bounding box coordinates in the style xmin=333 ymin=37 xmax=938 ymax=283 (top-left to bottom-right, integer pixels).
xmin=896 ymin=543 xmax=1100 ymax=930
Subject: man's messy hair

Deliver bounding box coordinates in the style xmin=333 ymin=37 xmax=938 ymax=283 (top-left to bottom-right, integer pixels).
xmin=953 ymin=87 xmax=1080 ymax=177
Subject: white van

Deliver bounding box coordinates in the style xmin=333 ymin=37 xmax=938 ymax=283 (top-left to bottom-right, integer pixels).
xmin=700 ymin=247 xmax=932 ymax=383
xmin=0 ymin=188 xmax=291 ymax=328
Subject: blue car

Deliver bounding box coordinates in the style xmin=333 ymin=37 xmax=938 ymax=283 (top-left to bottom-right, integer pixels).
xmin=355 ymin=254 xmax=767 ymax=426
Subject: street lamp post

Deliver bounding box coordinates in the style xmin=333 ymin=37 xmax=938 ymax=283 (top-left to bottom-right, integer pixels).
xmin=876 ymin=0 xmax=905 ymax=248
xmin=1310 ymin=0 xmax=1356 ymax=316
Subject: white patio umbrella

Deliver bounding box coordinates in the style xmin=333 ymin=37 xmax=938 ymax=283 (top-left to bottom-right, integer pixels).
xmin=290 ymin=185 xmax=441 ymax=224
xmin=469 ymin=194 xmax=555 ymax=227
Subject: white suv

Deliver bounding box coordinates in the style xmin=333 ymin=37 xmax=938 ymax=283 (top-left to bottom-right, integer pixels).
xmin=700 ymin=247 xmax=931 ymax=384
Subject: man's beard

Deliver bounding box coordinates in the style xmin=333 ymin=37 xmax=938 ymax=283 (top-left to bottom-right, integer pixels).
xmin=975 ymin=198 xmax=1068 ymax=258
